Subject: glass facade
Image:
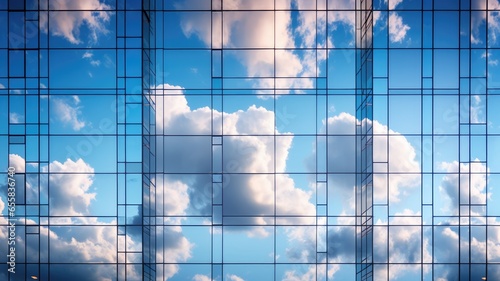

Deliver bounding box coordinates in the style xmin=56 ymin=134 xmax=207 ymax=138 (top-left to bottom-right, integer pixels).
xmin=1 ymin=0 xmax=500 ymax=280
xmin=356 ymin=1 xmax=373 ymax=280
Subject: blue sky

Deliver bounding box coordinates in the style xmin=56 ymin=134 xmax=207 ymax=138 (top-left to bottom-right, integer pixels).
xmin=1 ymin=0 xmax=500 ymax=280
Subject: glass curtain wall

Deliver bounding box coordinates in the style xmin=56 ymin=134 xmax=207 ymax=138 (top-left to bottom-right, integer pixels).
xmin=0 ymin=0 xmax=499 ymax=281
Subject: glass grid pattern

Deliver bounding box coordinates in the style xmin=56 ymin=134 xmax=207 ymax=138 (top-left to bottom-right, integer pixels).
xmin=0 ymin=0 xmax=499 ymax=280
xmin=356 ymin=1 xmax=374 ymax=280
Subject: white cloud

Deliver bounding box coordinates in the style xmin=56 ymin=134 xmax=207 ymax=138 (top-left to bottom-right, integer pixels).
xmin=431 ymin=158 xmax=500 ymax=280
xmin=135 ymin=144 xmax=195 ymax=280
xmin=313 ymin=112 xmax=420 ymax=205
xmin=178 ymin=0 xmax=408 ymax=92
xmin=160 ymin=180 xmax=190 ymax=217
xmin=9 ymin=153 xmax=25 ymax=173
xmin=0 ymin=83 xmax=4 ymax=89
xmin=9 ymin=112 xmax=23 ymax=123
xmin=388 ymin=12 xmax=410 ymax=43
xmin=155 ymin=84 xmax=316 ymax=237
xmin=439 ymin=160 xmax=489 ymax=215
xmin=142 ymin=179 xmax=194 ymax=279
xmin=39 ymin=0 xmax=112 ymax=44
xmin=134 ymin=179 xmax=194 ymax=280
xmin=432 ymin=223 xmax=500 ymax=280
xmin=42 ymin=221 xmax=117 ymax=262
xmin=157 ymin=225 xmax=193 ymax=280
xmin=281 ymin=112 xmax=421 ymax=276
xmin=282 ymin=225 xmax=318 ymax=263
xmin=178 ymin=1 xmax=317 ymax=94
xmin=373 ymin=209 xmax=432 ymax=280
xmin=42 ymin=158 xmax=96 ymax=216
xmin=33 ymin=216 xmax=140 ymax=281
xmin=0 ymin=156 xmax=141 ymax=281
xmin=52 ymin=96 xmax=86 ymax=131
xmin=228 ymin=274 xmax=245 ymax=281
xmin=157 ymin=83 xmax=418 ymax=279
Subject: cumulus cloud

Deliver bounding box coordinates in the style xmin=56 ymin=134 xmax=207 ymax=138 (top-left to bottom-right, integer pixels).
xmin=160 ymin=180 xmax=190 ymax=217
xmin=431 ymin=159 xmax=498 ymax=280
xmin=282 ymin=225 xmax=318 ymax=263
xmin=296 ymin=112 xmax=420 ymax=278
xmin=9 ymin=153 xmax=25 ymax=173
xmin=0 ymin=156 xmax=142 ymax=281
xmin=155 ymin=84 xmax=319 ymax=268
xmin=439 ymin=160 xmax=489 ymax=215
xmin=39 ymin=0 xmax=112 ymax=44
xmin=136 ymin=157 xmax=197 ymax=279
xmin=43 ymin=223 xmax=117 ymax=263
xmin=52 ymin=95 xmax=86 ymax=131
xmin=177 ymin=0 xmax=321 ymax=94
xmin=153 ymin=83 xmax=421 ymax=278
xmin=273 ymin=111 xmax=420 ymax=276
xmin=373 ymin=210 xmax=432 ymax=280
xmin=141 ymin=176 xmax=193 ymax=279
xmin=309 ymin=112 xmax=420 ymax=206
xmin=328 ymin=225 xmax=356 ymax=264
xmin=177 ymin=0 xmax=389 ymax=92
xmin=157 ymin=225 xmax=193 ymax=280
xmin=31 ymin=217 xmax=141 ymax=281
xmin=432 ymin=223 xmax=499 ymax=280
xmin=41 ymin=158 xmax=96 ymax=216
xmin=2 ymin=158 xmax=190 ymax=280
xmin=155 ymin=84 xmax=316 ymax=237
